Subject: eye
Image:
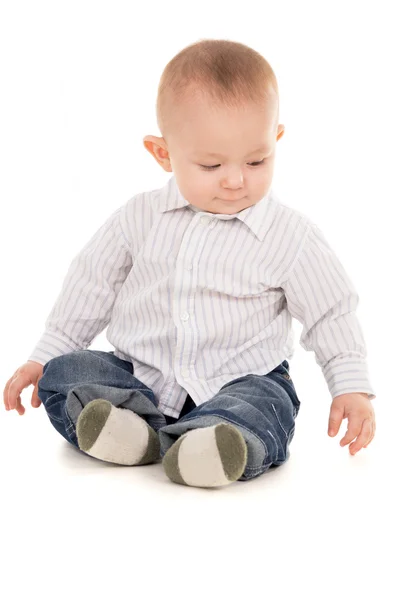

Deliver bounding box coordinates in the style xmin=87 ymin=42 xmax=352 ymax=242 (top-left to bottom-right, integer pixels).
xmin=199 ymin=159 xmax=266 ymax=171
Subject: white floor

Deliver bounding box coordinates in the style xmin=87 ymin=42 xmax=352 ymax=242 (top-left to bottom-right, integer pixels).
xmin=1 ymin=356 xmax=395 ymax=600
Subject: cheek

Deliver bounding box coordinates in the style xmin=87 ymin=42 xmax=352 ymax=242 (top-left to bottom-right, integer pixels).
xmin=178 ymin=173 xmax=211 ymax=205
xmin=192 ymin=171 xmax=213 ymax=190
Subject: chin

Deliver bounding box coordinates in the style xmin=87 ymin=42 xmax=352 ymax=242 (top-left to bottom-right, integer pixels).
xmin=217 ymin=199 xmax=254 ymax=211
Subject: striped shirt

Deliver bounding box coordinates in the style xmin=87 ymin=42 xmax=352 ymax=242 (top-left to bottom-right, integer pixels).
xmin=28 ymin=175 xmax=376 ymax=418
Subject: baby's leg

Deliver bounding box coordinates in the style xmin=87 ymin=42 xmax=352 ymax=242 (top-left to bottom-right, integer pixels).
xmin=38 ymin=349 xmax=167 ymax=464
xmin=162 ymin=421 xmax=248 ymax=487
xmin=159 ymin=362 xmax=300 ymax=487
xmin=76 ymin=398 xmax=159 ymax=465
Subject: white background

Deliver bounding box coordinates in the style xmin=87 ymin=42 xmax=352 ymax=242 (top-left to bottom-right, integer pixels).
xmin=0 ymin=1 xmax=396 ymax=599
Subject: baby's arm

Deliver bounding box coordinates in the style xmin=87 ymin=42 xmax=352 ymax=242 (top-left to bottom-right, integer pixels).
xmin=28 ymin=204 xmax=133 ymax=365
xmin=281 ymin=220 xmax=376 ymax=451
xmin=282 ymin=220 xmax=375 ymax=402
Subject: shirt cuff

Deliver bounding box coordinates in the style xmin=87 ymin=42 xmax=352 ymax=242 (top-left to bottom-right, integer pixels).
xmin=322 ymin=356 xmax=376 ymax=400
xmin=27 ymin=330 xmax=84 ymax=366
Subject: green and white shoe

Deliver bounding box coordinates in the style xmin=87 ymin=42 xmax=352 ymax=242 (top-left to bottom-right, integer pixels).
xmin=76 ymin=398 xmax=160 ymax=466
xmin=162 ymin=423 xmax=247 ymax=488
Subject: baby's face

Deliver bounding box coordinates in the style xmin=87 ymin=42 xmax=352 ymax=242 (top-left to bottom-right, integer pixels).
xmin=148 ymin=95 xmax=284 ymax=215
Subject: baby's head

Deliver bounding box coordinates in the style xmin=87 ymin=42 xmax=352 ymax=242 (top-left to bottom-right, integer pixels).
xmin=144 ymin=39 xmax=284 ymax=215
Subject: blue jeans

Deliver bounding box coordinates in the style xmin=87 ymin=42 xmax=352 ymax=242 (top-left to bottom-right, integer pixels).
xmin=38 ymin=349 xmax=301 ymax=481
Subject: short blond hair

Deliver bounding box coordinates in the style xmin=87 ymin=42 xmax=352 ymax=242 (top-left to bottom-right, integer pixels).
xmin=156 ymin=38 xmax=279 ymax=140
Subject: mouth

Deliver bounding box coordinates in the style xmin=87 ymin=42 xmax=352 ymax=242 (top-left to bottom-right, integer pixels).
xmin=218 ymin=196 xmax=245 ymax=202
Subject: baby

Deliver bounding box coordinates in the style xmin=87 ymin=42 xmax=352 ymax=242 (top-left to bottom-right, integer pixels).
xmin=3 ymin=38 xmax=376 ymax=488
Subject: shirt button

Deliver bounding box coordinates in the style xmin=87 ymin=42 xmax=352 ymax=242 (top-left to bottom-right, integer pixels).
xmin=181 ymin=312 xmax=190 ymax=321
xmin=186 ymin=264 xmax=193 ymax=271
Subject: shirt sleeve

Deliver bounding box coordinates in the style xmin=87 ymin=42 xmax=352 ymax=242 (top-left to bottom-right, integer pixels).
xmin=27 ymin=204 xmax=133 ymax=365
xmin=282 ymin=221 xmax=376 ymax=401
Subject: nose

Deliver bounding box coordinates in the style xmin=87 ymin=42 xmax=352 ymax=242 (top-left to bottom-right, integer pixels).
xmin=221 ymin=169 xmax=244 ymax=189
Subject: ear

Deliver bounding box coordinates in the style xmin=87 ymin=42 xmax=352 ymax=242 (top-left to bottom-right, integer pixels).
xmin=143 ymin=135 xmax=173 ymax=172
xmin=276 ymin=124 xmax=285 ymax=141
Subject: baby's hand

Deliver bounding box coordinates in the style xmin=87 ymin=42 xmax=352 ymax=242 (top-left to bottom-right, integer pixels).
xmin=3 ymin=361 xmax=44 ymax=416
xmin=328 ymin=392 xmax=376 ymax=455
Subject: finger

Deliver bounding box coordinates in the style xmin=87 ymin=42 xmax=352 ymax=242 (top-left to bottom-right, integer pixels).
xmin=3 ymin=376 xmax=18 ymax=410
xmin=328 ymin=404 xmax=344 ymax=436
xmin=364 ymin=421 xmax=376 ymax=448
xmin=31 ymin=382 xmax=42 ymax=408
xmin=3 ymin=378 xmax=11 ymax=410
xmin=348 ymin=418 xmax=372 ymax=454
xmin=15 ymin=395 xmax=25 ymax=416
xmin=6 ymin=376 xmax=21 ymax=411
xmin=364 ymin=421 xmax=374 ymax=447
xmin=340 ymin=417 xmax=362 ymax=447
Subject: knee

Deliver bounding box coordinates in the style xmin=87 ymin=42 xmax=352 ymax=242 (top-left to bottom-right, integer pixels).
xmin=42 ymin=350 xmax=91 ymax=383
xmin=39 ymin=351 xmax=91 ymax=399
